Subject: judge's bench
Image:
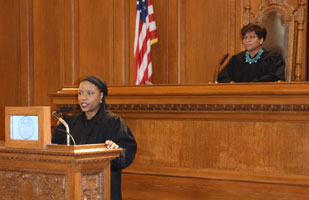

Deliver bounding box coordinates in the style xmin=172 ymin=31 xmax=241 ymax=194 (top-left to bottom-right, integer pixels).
xmin=49 ymin=82 xmax=309 ymax=200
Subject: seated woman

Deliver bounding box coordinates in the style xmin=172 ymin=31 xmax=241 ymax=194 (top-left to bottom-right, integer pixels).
xmin=217 ymin=23 xmax=286 ymax=83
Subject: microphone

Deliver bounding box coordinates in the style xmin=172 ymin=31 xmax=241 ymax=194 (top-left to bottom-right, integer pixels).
xmin=214 ymin=53 xmax=229 ymax=83
xmin=52 ymin=107 xmax=73 ymax=145
xmin=55 ymin=106 xmax=73 ymax=114
xmin=51 ymin=126 xmax=76 ymax=145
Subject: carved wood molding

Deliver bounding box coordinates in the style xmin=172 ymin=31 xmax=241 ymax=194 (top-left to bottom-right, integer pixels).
xmin=56 ymin=104 xmax=309 ymax=112
xmin=0 ymin=170 xmax=66 ymax=199
xmin=109 ymin=104 xmax=309 ymax=112
xmin=0 ymin=154 xmax=112 ymax=164
xmin=82 ymin=170 xmax=105 ymax=199
xmin=0 ymin=168 xmax=107 ymax=199
xmin=244 ymin=0 xmax=297 ymax=24
xmin=0 ymin=146 xmax=119 ymax=164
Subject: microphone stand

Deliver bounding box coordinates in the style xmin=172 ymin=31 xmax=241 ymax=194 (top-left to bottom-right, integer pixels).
xmin=52 ymin=126 xmax=76 ymax=145
xmin=52 ymin=111 xmax=71 ymax=145
xmin=214 ymin=53 xmax=229 ymax=83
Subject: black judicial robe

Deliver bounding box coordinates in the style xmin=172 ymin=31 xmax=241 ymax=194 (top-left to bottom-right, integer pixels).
xmin=217 ymin=50 xmax=286 ymax=83
xmin=52 ymin=106 xmax=137 ymax=200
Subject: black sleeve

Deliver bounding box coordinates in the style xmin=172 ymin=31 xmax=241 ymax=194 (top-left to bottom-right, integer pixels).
xmin=101 ymin=116 xmax=137 ymax=171
xmin=217 ymin=56 xmax=235 ymax=83
xmin=253 ymin=52 xmax=286 ymax=82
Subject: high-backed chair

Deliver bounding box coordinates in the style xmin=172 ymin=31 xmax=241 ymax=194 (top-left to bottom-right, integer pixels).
xmin=243 ymin=0 xmax=306 ymax=81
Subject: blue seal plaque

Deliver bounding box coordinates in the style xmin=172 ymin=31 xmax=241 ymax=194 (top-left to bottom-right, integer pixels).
xmin=6 ymin=106 xmax=50 ymax=149
xmin=18 ymin=116 xmax=35 ymax=140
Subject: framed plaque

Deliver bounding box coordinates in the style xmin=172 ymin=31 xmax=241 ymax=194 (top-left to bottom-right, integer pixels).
xmin=5 ymin=106 xmax=51 ymax=149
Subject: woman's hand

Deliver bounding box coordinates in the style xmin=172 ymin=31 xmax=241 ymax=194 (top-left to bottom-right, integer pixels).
xmin=105 ymin=140 xmax=120 ymax=149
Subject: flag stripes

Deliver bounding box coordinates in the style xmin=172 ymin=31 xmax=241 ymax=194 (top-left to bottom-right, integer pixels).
xmin=134 ymin=0 xmax=158 ymax=85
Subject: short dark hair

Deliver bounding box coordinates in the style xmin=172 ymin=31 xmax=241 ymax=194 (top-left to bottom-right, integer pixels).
xmin=241 ymin=23 xmax=267 ymax=40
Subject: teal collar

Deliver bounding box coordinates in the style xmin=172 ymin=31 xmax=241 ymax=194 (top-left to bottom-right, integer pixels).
xmin=245 ymin=49 xmax=264 ymax=64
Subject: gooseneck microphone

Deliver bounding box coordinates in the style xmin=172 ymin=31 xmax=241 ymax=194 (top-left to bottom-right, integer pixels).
xmin=214 ymin=53 xmax=229 ymax=83
xmin=52 ymin=107 xmax=74 ymax=145
xmin=51 ymin=126 xmax=76 ymax=145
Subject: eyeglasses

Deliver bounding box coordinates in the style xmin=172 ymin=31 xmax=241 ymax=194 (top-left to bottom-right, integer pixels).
xmin=242 ymin=35 xmax=258 ymax=40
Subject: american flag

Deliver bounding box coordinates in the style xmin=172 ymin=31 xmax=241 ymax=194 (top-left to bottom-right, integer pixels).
xmin=134 ymin=0 xmax=158 ymax=85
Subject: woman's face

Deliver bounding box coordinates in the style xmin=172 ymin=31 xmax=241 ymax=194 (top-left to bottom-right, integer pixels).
xmin=78 ymin=80 xmax=103 ymax=119
xmin=242 ymin=31 xmax=264 ymax=53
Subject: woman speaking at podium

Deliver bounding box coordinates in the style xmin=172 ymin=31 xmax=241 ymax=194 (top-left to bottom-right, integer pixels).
xmin=52 ymin=76 xmax=137 ymax=200
xmin=217 ymin=23 xmax=286 ymax=83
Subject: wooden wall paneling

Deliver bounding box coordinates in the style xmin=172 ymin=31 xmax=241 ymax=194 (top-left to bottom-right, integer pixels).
xmin=304 ymin=0 xmax=309 ymax=80
xmin=234 ymin=0 xmax=243 ymax=54
xmin=125 ymin=0 xmax=132 ymax=85
xmin=128 ymin=0 xmax=135 ymax=84
xmin=0 ymin=0 xmax=23 ymax=140
xmin=20 ymin=0 xmax=33 ymax=106
xmin=297 ymin=0 xmax=307 ymax=80
xmin=127 ymin=118 xmax=309 ymax=174
xmin=63 ymin=0 xmax=79 ymax=86
xmin=113 ymin=0 xmax=126 ymax=85
xmin=32 ymin=0 xmax=64 ymax=106
xmin=122 ymin=173 xmax=309 ymax=200
xmin=167 ymin=0 xmax=180 ymax=84
xmin=122 ymin=115 xmax=309 ymax=200
xmin=0 ymin=0 xmax=21 ymax=100
xmin=180 ymin=0 xmax=231 ymax=84
xmin=78 ymin=0 xmax=114 ymax=83
xmin=150 ymin=0 xmax=168 ymax=84
xmin=226 ymin=0 xmax=234 ymax=57
xmin=218 ymin=0 xmax=241 ymax=76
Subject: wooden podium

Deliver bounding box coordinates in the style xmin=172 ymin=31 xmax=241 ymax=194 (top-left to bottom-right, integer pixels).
xmin=0 ymin=143 xmax=121 ymax=200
